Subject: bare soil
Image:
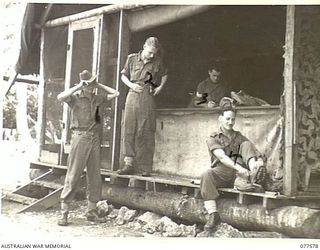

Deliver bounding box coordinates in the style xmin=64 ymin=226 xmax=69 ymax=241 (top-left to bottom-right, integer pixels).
xmin=1 ymin=200 xmax=147 ymax=238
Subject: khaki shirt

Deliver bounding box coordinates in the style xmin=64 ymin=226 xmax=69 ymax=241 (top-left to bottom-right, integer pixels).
xmin=121 ymin=51 xmax=167 ymax=86
xmin=206 ymin=127 xmax=248 ymax=166
xmin=65 ymin=91 xmax=108 ymax=130
xmin=197 ymin=77 xmax=230 ymax=103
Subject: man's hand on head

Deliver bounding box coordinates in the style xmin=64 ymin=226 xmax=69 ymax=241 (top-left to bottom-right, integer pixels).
xmin=80 ymin=80 xmax=89 ymax=87
xmin=81 ymin=80 xmax=98 ymax=89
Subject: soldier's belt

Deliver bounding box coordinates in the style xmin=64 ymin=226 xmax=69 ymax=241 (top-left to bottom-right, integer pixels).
xmin=72 ymin=130 xmax=95 ymax=136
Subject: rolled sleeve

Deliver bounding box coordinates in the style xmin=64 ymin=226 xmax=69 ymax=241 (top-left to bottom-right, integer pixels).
xmin=121 ymin=56 xmax=131 ymax=78
xmin=206 ymin=136 xmax=224 ymax=152
xmin=234 ymin=132 xmax=249 ymax=146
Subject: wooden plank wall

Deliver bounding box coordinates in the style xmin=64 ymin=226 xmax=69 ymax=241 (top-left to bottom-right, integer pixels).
xmin=294 ymin=6 xmax=320 ymax=191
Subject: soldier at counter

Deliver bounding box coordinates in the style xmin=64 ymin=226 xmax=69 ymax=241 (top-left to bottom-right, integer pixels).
xmin=193 ymin=64 xmax=230 ymax=108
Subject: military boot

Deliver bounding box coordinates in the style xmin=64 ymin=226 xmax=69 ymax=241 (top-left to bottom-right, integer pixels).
xmin=57 ymin=211 xmax=69 ymax=226
xmin=204 ymin=212 xmax=221 ymax=231
xmin=117 ymin=165 xmax=134 ymax=175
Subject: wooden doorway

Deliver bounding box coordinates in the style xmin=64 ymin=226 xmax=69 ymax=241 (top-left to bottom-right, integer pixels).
xmin=60 ymin=16 xmax=103 ymax=165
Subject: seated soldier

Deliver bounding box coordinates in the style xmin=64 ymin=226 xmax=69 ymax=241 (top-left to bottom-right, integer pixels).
xmin=200 ymin=98 xmax=266 ymax=231
xmin=193 ymin=64 xmax=230 ymax=108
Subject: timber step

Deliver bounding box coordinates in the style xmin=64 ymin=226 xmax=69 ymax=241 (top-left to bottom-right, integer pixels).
xmin=29 ymin=162 xmax=320 ymax=209
xmin=30 ymin=161 xmax=67 ymax=173
xmin=101 ymin=170 xmax=201 ymax=197
xmin=1 ymin=170 xmax=66 ymax=213
xmin=4 ymin=193 xmax=38 ymax=205
xmin=33 ymin=180 xmax=63 ymax=190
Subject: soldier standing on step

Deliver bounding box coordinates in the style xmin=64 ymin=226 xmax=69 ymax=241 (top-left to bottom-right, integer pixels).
xmin=57 ymin=70 xmax=119 ymax=226
xmin=117 ymin=37 xmax=168 ymax=177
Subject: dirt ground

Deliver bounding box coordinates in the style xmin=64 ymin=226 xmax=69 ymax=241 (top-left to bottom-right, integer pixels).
xmin=0 ymin=200 xmax=149 ymax=238
xmin=0 ymin=198 xmax=286 ymax=238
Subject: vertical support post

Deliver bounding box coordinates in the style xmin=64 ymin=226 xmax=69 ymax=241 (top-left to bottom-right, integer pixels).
xmin=59 ymin=22 xmax=74 ymax=165
xmin=111 ymin=10 xmax=131 ymax=171
xmin=37 ymin=28 xmax=46 ymax=160
xmin=93 ymin=15 xmax=104 ymax=79
xmin=283 ymin=5 xmax=297 ymax=196
xmin=111 ymin=10 xmax=123 ymax=170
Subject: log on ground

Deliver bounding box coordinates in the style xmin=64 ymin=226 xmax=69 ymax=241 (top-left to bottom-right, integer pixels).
xmin=101 ymin=183 xmax=320 ymax=238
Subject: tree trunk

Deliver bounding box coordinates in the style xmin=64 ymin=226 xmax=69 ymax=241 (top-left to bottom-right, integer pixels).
xmin=101 ymin=183 xmax=320 ymax=238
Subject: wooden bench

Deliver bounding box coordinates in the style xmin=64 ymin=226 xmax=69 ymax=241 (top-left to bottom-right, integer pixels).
xmin=100 ymin=169 xmax=201 ymax=197
xmin=99 ymin=171 xmax=298 ymax=209
xmin=217 ymin=188 xmax=290 ymax=209
xmin=29 ymin=162 xmax=320 ymax=209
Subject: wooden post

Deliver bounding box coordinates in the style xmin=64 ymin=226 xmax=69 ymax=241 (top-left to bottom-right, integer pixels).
xmin=111 ymin=10 xmax=131 ymax=171
xmin=111 ymin=10 xmax=123 ymax=171
xmin=37 ymin=28 xmax=46 ymax=160
xmin=283 ymin=6 xmax=298 ymax=196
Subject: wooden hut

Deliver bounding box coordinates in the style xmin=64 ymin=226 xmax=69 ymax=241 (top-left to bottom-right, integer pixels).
xmin=4 ymin=4 xmax=320 ymax=237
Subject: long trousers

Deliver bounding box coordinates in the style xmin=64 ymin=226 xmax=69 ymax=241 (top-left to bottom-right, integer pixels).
xmin=123 ymin=87 xmax=156 ymax=173
xmin=60 ymin=131 xmax=101 ymax=205
xmin=200 ymin=141 xmax=258 ymax=201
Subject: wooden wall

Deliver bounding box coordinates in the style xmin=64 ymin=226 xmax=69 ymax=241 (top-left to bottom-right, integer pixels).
xmin=295 ymin=6 xmax=320 ymax=190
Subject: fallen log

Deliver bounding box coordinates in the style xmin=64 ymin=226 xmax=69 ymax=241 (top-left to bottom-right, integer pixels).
xmin=101 ymin=183 xmax=320 ymax=238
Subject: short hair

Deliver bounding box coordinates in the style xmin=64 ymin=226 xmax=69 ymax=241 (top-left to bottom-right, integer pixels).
xmin=144 ymin=37 xmax=160 ymax=49
xmin=209 ymin=63 xmax=221 ymax=73
xmin=219 ymin=97 xmax=236 ymax=115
